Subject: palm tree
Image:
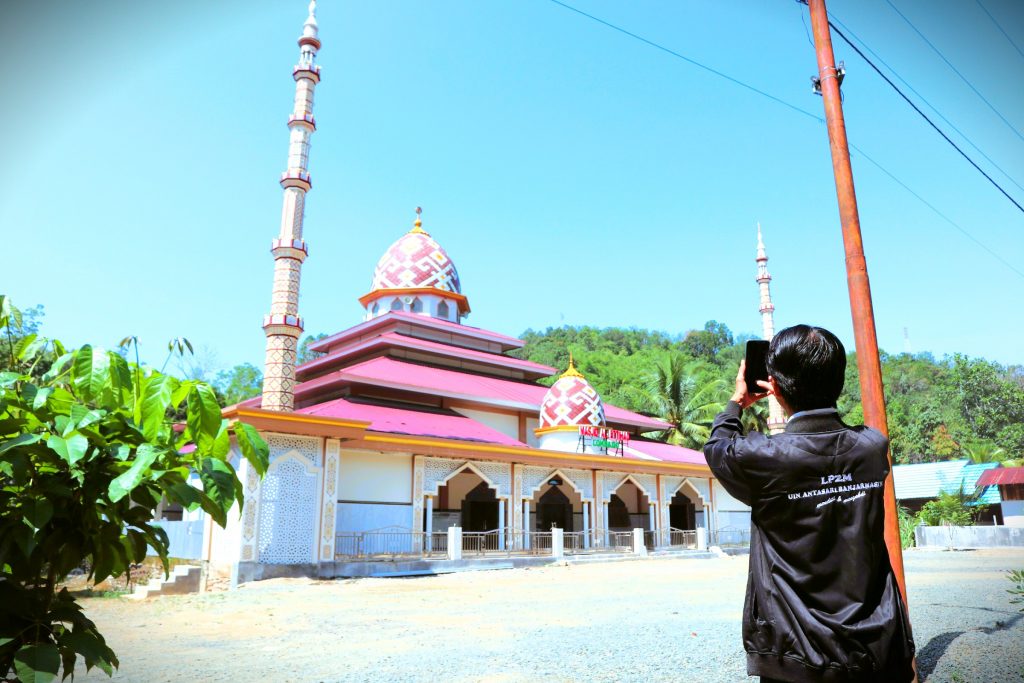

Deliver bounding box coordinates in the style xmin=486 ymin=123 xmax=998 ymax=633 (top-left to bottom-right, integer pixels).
xmin=624 ymin=355 xmax=728 ymax=449
xmin=962 ymin=441 xmax=1007 ymax=464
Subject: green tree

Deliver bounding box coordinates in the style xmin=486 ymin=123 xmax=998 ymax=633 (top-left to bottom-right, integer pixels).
xmin=624 ymin=355 xmax=727 ymax=448
xmin=918 ymin=487 xmax=979 ymax=527
xmin=0 ymin=297 xmax=269 ymax=681
xmin=679 ymin=320 xmax=734 ymax=363
xmin=298 ymin=332 xmax=329 ymax=365
xmin=214 ymin=363 xmax=264 ymax=406
xmin=961 ymin=440 xmax=1007 ymax=464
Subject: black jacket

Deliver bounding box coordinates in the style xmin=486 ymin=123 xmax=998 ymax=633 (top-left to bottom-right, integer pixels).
xmin=704 ymin=403 xmax=915 ymax=682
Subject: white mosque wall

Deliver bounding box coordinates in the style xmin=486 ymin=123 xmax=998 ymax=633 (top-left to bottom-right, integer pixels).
xmin=338 ymin=450 xmax=412 ymax=503
xmin=365 ymin=293 xmax=460 ymax=324
xmin=336 ymin=502 xmax=414 ymax=534
xmin=524 ymin=418 xmax=540 ymax=447
xmin=712 ymin=479 xmax=752 ymax=531
xmin=451 ymin=407 xmax=519 ymax=442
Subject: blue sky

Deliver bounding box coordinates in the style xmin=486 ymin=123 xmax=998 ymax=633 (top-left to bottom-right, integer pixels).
xmin=1 ymin=0 xmax=1022 ymax=374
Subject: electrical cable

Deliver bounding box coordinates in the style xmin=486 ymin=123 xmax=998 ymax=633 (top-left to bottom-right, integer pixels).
xmin=541 ymin=0 xmax=1024 ymax=281
xmin=827 ymin=20 xmax=1024 ymax=215
xmin=885 ymin=0 xmax=1024 ymax=145
xmin=827 ymin=12 xmax=1024 ymax=195
xmin=974 ymin=0 xmax=1024 ymax=64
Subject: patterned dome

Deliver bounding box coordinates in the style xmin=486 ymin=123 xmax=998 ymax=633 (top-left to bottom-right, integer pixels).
xmin=538 ymin=358 xmax=605 ymax=429
xmin=369 ymin=215 xmax=461 ymax=294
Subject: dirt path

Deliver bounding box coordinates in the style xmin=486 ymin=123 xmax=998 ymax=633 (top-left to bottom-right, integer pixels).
xmin=76 ymin=549 xmax=1024 ymax=682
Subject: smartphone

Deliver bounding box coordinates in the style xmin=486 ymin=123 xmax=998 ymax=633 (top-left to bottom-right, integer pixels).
xmin=744 ymin=340 xmax=770 ymax=391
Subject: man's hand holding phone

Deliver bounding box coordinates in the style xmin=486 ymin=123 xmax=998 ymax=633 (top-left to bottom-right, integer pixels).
xmin=731 ymin=360 xmax=772 ymax=409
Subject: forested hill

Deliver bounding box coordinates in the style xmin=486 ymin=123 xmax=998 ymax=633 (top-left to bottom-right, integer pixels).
xmin=511 ymin=322 xmax=1024 ymax=465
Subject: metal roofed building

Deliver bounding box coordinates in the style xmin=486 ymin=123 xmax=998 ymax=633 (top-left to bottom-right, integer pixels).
xmin=892 ymin=459 xmax=1002 ymax=524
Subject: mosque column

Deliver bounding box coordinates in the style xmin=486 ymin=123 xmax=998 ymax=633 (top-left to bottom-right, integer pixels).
xmin=498 ymin=498 xmax=506 ymax=550
xmin=523 ymin=500 xmax=531 ymax=548
xmin=602 ymin=501 xmax=610 ymax=545
xmin=582 ymin=501 xmax=591 ymax=549
xmin=425 ymin=495 xmax=434 ymax=552
xmin=261 ymin=2 xmax=322 ymax=412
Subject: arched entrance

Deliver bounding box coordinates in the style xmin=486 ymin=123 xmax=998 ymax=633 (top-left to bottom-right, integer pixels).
xmin=606 ymin=478 xmax=653 ymax=532
xmin=537 ymin=485 xmax=573 ymax=531
xmin=670 ymin=491 xmax=696 ymax=531
xmin=462 ymin=481 xmax=499 ymax=532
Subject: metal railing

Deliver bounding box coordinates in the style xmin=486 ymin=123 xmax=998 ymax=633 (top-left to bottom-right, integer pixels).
xmin=712 ymin=526 xmax=751 ymax=548
xmin=334 ymin=528 xmax=447 ymax=560
xmin=663 ymin=528 xmax=698 ymax=549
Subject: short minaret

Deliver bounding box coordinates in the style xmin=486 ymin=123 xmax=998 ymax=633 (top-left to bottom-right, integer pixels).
xmin=756 ymin=223 xmax=787 ymax=434
xmin=261 ymin=1 xmax=322 ymax=412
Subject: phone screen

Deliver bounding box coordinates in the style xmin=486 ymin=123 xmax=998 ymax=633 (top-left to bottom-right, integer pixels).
xmin=744 ymin=340 xmax=770 ymax=391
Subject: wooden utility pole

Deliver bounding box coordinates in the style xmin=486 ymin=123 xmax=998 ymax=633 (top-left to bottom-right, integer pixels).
xmin=805 ymin=0 xmax=909 ymax=606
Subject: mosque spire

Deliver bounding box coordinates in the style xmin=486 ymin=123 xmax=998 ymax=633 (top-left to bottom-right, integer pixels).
xmin=260 ymin=2 xmax=324 ymax=412
xmin=755 ymin=223 xmax=786 ymax=434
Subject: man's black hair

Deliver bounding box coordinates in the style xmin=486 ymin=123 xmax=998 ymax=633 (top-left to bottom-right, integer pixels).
xmin=766 ymin=325 xmax=846 ymax=413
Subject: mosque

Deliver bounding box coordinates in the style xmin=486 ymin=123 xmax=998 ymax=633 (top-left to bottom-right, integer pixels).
xmin=206 ymin=2 xmax=779 ymax=582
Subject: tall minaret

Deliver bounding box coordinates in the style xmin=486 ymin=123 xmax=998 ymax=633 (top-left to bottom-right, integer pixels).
xmin=261 ymin=1 xmax=322 ymax=412
xmin=756 ymin=223 xmax=787 ymax=434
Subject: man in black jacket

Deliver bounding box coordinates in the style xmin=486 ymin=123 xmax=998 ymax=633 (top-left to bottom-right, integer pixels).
xmin=704 ymin=325 xmax=915 ymax=682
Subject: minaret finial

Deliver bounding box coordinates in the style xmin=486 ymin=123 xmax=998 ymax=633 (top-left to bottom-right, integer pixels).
xmin=303 ymin=1 xmax=319 ymax=39
xmin=561 ymin=351 xmax=584 ymax=379
xmin=411 ymin=206 xmax=426 ymax=234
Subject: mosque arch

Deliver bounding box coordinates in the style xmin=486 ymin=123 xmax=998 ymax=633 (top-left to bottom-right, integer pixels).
xmin=390 ymin=298 xmax=403 ymax=311
xmin=436 ymin=300 xmax=450 ymax=320
xmin=410 ymin=297 xmax=423 ymax=313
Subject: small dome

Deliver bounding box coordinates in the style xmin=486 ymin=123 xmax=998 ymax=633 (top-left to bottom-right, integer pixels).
xmin=538 ymin=358 xmax=605 ymax=429
xmin=370 ymin=215 xmax=461 ymax=294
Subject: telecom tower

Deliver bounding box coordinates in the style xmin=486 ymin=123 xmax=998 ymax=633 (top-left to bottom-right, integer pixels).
xmin=756 ymin=224 xmax=787 ymax=434
xmin=261 ymin=2 xmax=322 ymax=412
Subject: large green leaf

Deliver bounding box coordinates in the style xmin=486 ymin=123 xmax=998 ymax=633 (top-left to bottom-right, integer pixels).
xmin=186 ymin=384 xmax=221 ymax=453
xmin=108 ymin=444 xmax=161 ymax=502
xmin=138 ymin=374 xmax=178 ymax=441
xmin=234 ymin=421 xmax=269 ymax=476
xmin=14 ymin=643 xmax=60 ymax=683
xmin=25 ymin=498 xmax=54 ymax=530
xmin=0 ymin=433 xmax=41 ymax=456
xmin=71 ymin=346 xmax=110 ymax=403
xmin=198 ymin=457 xmax=237 ymax=526
xmin=46 ymin=432 xmax=89 ymax=466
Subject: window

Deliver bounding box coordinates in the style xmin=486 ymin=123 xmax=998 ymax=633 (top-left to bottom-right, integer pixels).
xmin=437 ymin=300 xmax=450 ymax=319
xmin=390 ymin=298 xmax=403 ymax=311
xmin=371 ymin=302 xmax=380 ymax=315
xmin=411 ymin=297 xmax=423 ymax=313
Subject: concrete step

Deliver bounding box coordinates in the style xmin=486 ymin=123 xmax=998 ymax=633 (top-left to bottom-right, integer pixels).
xmin=130 ymin=564 xmax=202 ymax=599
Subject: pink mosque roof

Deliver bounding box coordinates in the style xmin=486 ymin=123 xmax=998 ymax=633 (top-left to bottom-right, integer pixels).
xmin=624 ymin=440 xmax=706 ymax=466
xmin=369 ymin=223 xmax=461 ymax=292
xmin=296 ymin=397 xmax=525 ymax=445
xmin=297 ymin=331 xmax=556 ymax=380
xmin=299 ymin=356 xmax=669 ymax=431
xmin=308 ymin=311 xmax=524 ymax=355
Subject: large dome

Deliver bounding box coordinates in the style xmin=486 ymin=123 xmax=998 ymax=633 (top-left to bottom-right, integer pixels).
xmin=538 ymin=358 xmax=605 ymax=430
xmin=370 ymin=222 xmax=461 ymax=294
xmin=360 ymin=210 xmax=470 ymax=322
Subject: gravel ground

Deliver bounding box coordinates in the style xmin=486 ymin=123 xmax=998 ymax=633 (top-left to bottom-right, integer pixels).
xmin=76 ymin=548 xmax=1024 ymax=682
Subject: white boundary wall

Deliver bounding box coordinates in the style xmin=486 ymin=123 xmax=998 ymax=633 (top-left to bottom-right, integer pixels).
xmin=915 ymin=524 xmax=1024 ymax=549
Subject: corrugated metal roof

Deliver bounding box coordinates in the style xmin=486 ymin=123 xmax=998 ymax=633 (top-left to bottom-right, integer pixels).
xmin=892 ymin=459 xmax=1002 ymax=504
xmin=977 ymin=466 xmax=1024 ymax=487
xmin=960 ymin=462 xmax=1002 ymax=504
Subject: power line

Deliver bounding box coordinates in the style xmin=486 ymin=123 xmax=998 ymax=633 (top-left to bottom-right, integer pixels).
xmin=827 ymin=12 xmax=1024 ymax=195
xmin=827 ymin=20 xmax=1024 ymax=215
xmin=974 ymin=0 xmax=1024 ymax=63
xmin=885 ymin=0 xmax=1024 ymax=145
xmin=848 ymin=143 xmax=1024 ymax=280
xmin=541 ymin=0 xmax=1024 ymax=280
xmin=544 ymin=0 xmax=823 ymax=125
